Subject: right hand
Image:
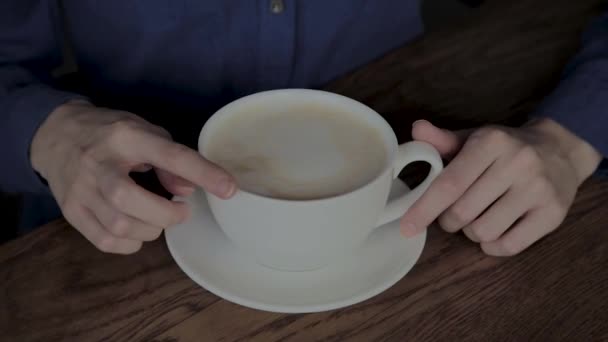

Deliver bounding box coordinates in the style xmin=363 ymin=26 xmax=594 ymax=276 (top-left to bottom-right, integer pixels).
xmin=31 ymin=100 xmax=236 ymax=254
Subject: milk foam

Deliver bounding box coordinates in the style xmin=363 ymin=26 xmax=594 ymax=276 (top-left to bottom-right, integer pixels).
xmin=205 ymin=102 xmax=388 ymax=200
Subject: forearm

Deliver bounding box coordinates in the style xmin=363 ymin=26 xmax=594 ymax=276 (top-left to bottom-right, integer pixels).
xmin=533 ymin=10 xmax=608 ymax=160
xmin=0 ymin=1 xmax=86 ymax=193
xmin=526 ymin=118 xmax=602 ymax=184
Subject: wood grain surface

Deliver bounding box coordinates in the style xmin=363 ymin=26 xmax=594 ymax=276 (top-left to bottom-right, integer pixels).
xmin=2 ymin=0 xmax=608 ymax=341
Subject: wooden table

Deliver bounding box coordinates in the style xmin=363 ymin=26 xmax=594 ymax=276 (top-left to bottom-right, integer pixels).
xmin=2 ymin=0 xmax=607 ymax=340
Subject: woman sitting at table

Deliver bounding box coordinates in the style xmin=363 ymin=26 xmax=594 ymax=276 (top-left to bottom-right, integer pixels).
xmin=0 ymin=1 xmax=606 ymax=256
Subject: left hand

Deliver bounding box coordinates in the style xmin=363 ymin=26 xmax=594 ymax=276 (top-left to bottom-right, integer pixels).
xmin=400 ymin=118 xmax=602 ymax=256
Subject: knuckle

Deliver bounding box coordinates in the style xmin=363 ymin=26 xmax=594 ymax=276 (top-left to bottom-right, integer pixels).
xmin=163 ymin=143 xmax=190 ymax=166
xmin=128 ymin=241 xmax=144 ymax=254
xmin=438 ymin=216 xmax=455 ymax=232
xmin=152 ymin=125 xmax=172 ymax=139
xmin=530 ymin=177 xmax=555 ymax=199
xmin=445 ymin=205 xmax=472 ymax=228
xmin=107 ymin=184 xmax=129 ymax=208
xmin=439 ymin=218 xmax=459 ymax=233
xmin=480 ymin=242 xmax=499 ymax=256
xmin=548 ymin=201 xmax=569 ymax=221
xmin=434 ymin=176 xmax=461 ymax=196
xmin=146 ymin=228 xmax=164 ymax=241
xmin=80 ymin=148 xmax=99 ymax=169
xmin=95 ymin=234 xmax=118 ymax=253
xmin=61 ymin=199 xmax=80 ymax=221
xmin=469 ymin=127 xmax=491 ymax=140
xmin=60 ymin=187 xmax=86 ymax=217
xmin=164 ymin=208 xmax=183 ymax=228
xmin=108 ymin=215 xmax=131 ymax=237
xmin=170 ymin=143 xmax=191 ymax=159
xmin=516 ymin=146 xmax=542 ymax=171
xmin=153 ymin=229 xmax=163 ymax=239
xmin=498 ymin=239 xmax=522 ymax=256
xmin=469 ymin=224 xmax=494 ymax=243
xmin=462 ymin=227 xmax=477 ymax=241
xmin=556 ymin=201 xmax=570 ymax=216
xmin=107 ymin=120 xmax=138 ymax=143
xmin=476 ymin=127 xmax=510 ymax=145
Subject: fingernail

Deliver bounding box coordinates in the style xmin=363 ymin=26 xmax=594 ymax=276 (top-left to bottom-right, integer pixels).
xmin=176 ymin=185 xmax=195 ymax=196
xmin=174 ymin=201 xmax=191 ymax=223
xmin=412 ymin=119 xmax=427 ymax=127
xmin=400 ymin=222 xmax=418 ymax=237
xmin=216 ymin=177 xmax=236 ymax=198
xmin=183 ymin=204 xmax=192 ymax=220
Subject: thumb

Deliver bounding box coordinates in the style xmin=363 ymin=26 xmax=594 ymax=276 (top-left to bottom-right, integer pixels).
xmin=156 ymin=168 xmax=196 ymax=196
xmin=411 ymin=120 xmax=469 ymax=160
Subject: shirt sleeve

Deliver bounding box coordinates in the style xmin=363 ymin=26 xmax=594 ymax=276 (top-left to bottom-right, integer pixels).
xmin=0 ymin=2 xmax=85 ymax=194
xmin=534 ymin=10 xmax=608 ymax=157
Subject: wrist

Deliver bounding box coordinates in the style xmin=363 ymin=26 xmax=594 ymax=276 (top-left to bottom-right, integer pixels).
xmin=30 ymin=100 xmax=93 ymax=179
xmin=526 ymin=118 xmax=602 ymax=184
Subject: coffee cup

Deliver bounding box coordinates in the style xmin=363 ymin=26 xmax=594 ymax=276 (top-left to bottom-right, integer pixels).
xmin=198 ymin=89 xmax=443 ymax=271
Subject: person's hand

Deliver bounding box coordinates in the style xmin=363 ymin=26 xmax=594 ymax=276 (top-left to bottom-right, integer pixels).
xmin=31 ymin=100 xmax=236 ymax=254
xmin=400 ymin=119 xmax=602 ymax=256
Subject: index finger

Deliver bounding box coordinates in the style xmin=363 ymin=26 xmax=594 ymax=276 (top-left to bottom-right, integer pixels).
xmin=400 ymin=135 xmax=499 ymax=236
xmin=129 ymin=131 xmax=236 ymax=198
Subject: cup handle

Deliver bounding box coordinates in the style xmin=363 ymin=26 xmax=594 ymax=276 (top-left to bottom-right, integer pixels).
xmin=376 ymin=141 xmax=443 ymax=227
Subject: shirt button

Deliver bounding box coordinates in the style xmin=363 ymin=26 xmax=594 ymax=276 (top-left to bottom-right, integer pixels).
xmin=270 ymin=0 xmax=284 ymax=14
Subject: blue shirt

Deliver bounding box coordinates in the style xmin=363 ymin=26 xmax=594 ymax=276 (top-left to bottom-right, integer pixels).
xmin=0 ymin=1 xmax=607 ymax=195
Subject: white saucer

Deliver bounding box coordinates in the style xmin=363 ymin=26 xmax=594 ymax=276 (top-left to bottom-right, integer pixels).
xmin=165 ymin=180 xmax=426 ymax=313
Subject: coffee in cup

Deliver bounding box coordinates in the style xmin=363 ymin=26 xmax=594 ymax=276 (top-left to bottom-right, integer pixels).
xmin=199 ymin=89 xmax=443 ymax=271
xmin=205 ymin=100 xmax=388 ymax=200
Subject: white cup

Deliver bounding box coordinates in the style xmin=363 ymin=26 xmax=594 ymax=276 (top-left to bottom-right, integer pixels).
xmin=198 ymin=89 xmax=443 ymax=271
